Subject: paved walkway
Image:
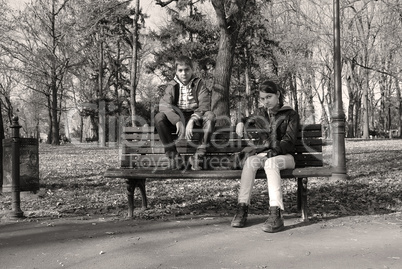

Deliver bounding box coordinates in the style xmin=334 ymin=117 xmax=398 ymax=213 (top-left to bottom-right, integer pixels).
xmin=1 ymin=213 xmax=402 ymax=269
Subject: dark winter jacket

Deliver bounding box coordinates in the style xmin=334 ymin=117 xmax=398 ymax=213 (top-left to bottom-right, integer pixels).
xmin=158 ymin=77 xmax=211 ymax=124
xmin=241 ymin=105 xmax=299 ymax=156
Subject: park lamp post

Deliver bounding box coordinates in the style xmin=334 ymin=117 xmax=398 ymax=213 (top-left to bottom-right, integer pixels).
xmin=10 ymin=116 xmax=24 ymax=219
xmin=331 ymin=0 xmax=348 ymax=180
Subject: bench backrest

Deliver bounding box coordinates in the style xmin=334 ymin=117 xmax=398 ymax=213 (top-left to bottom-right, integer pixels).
xmin=120 ymin=124 xmax=324 ymax=170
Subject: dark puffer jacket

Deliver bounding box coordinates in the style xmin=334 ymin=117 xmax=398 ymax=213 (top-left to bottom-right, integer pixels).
xmin=241 ymin=105 xmax=299 ymax=156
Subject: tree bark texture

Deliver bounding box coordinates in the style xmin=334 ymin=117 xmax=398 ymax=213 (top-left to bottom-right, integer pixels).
xmin=130 ymin=0 xmax=140 ymax=127
xmin=211 ymin=0 xmax=247 ymax=127
xmin=51 ymin=0 xmax=60 ymax=145
xmin=98 ymin=25 xmax=106 ymax=147
xmin=47 ymin=95 xmax=53 ymax=144
xmin=395 ymin=76 xmax=402 ymax=138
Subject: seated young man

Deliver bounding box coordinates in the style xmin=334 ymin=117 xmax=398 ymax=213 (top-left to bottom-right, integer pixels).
xmin=154 ymin=55 xmax=215 ymax=170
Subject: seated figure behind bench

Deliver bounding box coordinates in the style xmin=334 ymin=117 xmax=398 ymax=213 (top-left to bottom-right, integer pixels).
xmin=231 ymin=80 xmax=299 ymax=233
xmin=154 ymin=55 xmax=215 ymax=171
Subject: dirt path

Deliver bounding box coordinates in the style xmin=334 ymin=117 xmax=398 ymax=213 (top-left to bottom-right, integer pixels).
xmin=1 ymin=213 xmax=401 ymax=269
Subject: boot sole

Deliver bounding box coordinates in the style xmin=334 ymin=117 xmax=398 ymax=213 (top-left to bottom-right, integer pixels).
xmin=261 ymin=224 xmax=284 ymax=233
xmin=231 ymin=222 xmax=246 ymax=228
xmin=231 ymin=217 xmax=247 ymax=228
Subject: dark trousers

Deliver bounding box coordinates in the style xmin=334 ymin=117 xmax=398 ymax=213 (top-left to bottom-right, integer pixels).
xmin=154 ymin=111 xmax=215 ymax=157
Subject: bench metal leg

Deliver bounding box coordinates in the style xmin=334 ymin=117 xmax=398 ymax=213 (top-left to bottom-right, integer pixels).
xmin=126 ymin=178 xmax=148 ymax=218
xmin=137 ymin=178 xmax=148 ymax=210
xmin=297 ymin=177 xmax=308 ymax=221
xmin=126 ymin=179 xmax=135 ymax=218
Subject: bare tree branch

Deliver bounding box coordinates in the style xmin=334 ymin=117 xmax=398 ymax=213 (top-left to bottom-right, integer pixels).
xmin=345 ymin=56 xmax=401 ymax=80
xmin=155 ymin=0 xmax=177 ymax=7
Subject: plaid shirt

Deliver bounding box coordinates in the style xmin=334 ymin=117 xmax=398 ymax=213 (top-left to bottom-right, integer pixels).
xmin=175 ymin=76 xmax=197 ymax=111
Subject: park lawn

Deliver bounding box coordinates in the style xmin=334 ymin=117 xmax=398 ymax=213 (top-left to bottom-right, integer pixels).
xmin=1 ymin=139 xmax=401 ymax=221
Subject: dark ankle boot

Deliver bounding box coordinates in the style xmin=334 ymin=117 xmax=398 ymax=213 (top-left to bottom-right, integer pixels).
xmin=231 ymin=203 xmax=248 ymax=228
xmin=189 ymin=154 xmax=203 ymax=170
xmin=262 ymin=206 xmax=284 ymax=233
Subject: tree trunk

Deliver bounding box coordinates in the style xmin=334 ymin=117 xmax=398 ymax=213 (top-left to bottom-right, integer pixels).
xmin=51 ymin=0 xmax=59 ymax=145
xmin=130 ymin=0 xmax=140 ymax=127
xmin=211 ymin=0 xmax=246 ymax=127
xmin=47 ymin=95 xmax=53 ymax=144
xmin=355 ymin=98 xmax=361 ymax=138
xmin=290 ymin=73 xmax=299 ymax=115
xmin=324 ymin=73 xmax=333 ymax=139
xmin=313 ymin=74 xmax=330 ymax=138
xmin=80 ymin=113 xmax=84 ymax=143
xmin=36 ymin=119 xmax=40 ymax=140
xmin=379 ymin=81 xmax=385 ymax=132
xmin=361 ymin=70 xmax=370 ymax=139
xmin=51 ymin=79 xmax=59 ymax=144
xmin=345 ymin=60 xmax=357 ymax=138
xmin=115 ymin=39 xmax=122 ymax=144
xmin=396 ymin=76 xmax=402 ymax=138
xmin=0 ymin=100 xmax=4 ymax=187
xmin=304 ymin=75 xmax=315 ymax=124
xmin=98 ymin=24 xmax=106 ymax=147
xmin=346 ymin=77 xmax=355 ymax=138
xmin=89 ymin=114 xmax=98 ymax=140
xmin=211 ymin=28 xmax=236 ymax=126
xmin=244 ymin=47 xmax=251 ymax=117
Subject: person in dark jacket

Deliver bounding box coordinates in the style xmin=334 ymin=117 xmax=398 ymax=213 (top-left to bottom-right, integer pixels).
xmin=231 ymin=80 xmax=299 ymax=233
xmin=154 ymin=55 xmax=215 ymax=170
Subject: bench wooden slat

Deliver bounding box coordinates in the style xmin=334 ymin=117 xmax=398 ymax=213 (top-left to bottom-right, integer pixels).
xmin=105 ymin=167 xmax=332 ymax=179
xmin=122 ymin=130 xmax=322 ymax=140
xmin=122 ymin=138 xmax=323 ymax=149
xmin=121 ymin=153 xmax=324 ymax=163
xmin=122 ymin=124 xmax=323 ymax=134
xmin=122 ymin=140 xmax=322 ymax=152
xmin=121 ymin=160 xmax=324 ymax=169
xmin=121 ymin=153 xmax=323 ymax=168
xmin=122 ymin=146 xmax=324 ymax=156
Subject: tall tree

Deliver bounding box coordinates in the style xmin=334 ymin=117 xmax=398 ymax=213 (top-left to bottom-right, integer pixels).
xmin=210 ymin=0 xmax=247 ymax=126
xmin=1 ymin=0 xmax=73 ymax=144
xmin=67 ymin=0 xmax=137 ymax=140
xmin=130 ymin=0 xmax=140 ymax=127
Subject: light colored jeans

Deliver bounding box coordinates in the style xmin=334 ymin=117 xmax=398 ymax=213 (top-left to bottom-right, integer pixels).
xmin=238 ymin=153 xmax=295 ymax=210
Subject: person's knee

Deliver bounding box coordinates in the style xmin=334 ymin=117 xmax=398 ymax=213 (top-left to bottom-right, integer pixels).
xmin=154 ymin=112 xmax=167 ymax=124
xmin=203 ymin=111 xmax=216 ymax=123
xmin=264 ymin=156 xmax=280 ymax=170
xmin=264 ymin=155 xmax=293 ymax=170
xmin=244 ymin=156 xmax=261 ymax=171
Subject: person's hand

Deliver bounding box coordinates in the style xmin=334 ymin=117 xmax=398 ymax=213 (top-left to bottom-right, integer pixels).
xmin=266 ymin=149 xmax=278 ymax=158
xmin=241 ymin=146 xmax=256 ymax=155
xmin=176 ymin=121 xmax=185 ymax=139
xmin=236 ymin=122 xmax=245 ymax=138
xmin=185 ymin=119 xmax=195 ymax=140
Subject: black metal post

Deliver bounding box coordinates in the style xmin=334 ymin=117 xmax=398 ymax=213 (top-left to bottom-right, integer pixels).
xmin=10 ymin=116 xmax=24 ymax=219
xmin=331 ymin=0 xmax=347 ymax=180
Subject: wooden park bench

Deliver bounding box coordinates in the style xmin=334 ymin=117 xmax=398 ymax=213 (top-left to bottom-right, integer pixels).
xmin=104 ymin=124 xmax=332 ymax=220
